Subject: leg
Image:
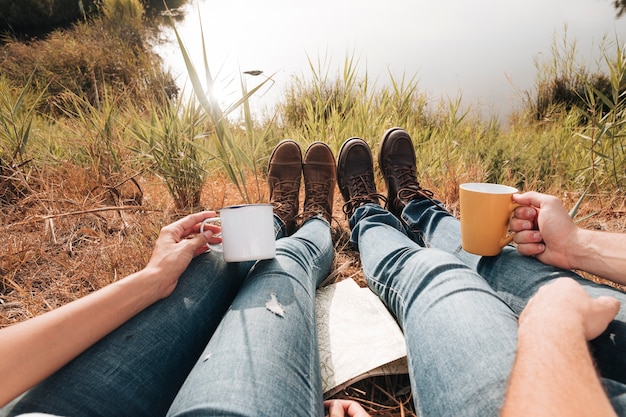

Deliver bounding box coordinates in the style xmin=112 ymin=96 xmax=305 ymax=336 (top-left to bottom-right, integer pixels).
xmin=168 ymin=141 xmax=337 ymax=417
xmin=337 ymin=137 xmax=517 ymax=416
xmin=375 ymin=127 xmax=626 ymax=385
xmin=402 ymin=199 xmax=626 ymax=384
xmin=604 ymin=379 xmax=626 ymax=414
xmin=2 ymin=250 xmax=253 ymax=417
xmin=167 ymin=217 xmax=334 ymax=417
xmin=351 ymin=204 xmax=518 ymax=417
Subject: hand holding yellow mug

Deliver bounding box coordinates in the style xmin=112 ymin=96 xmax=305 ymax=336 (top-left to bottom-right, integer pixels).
xmin=459 ymin=183 xmax=520 ymax=256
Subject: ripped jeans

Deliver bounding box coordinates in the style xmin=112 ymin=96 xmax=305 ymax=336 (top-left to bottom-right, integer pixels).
xmin=350 ymin=202 xmax=626 ymax=417
xmin=2 ymin=216 xmax=333 ymax=417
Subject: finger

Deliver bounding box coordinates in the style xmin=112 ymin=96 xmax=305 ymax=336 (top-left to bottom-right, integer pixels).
xmin=170 ymin=211 xmax=218 ymax=237
xmin=324 ymin=400 xmax=345 ymax=417
xmin=594 ymin=296 xmax=621 ymax=320
xmin=201 ymin=224 xmax=221 ymax=235
xmin=516 ymin=242 xmax=546 ymax=257
xmin=510 ymin=217 xmax=535 ymax=232
xmin=513 ymin=206 xmax=537 ymax=222
xmin=186 ymin=230 xmax=213 ymax=256
xmin=584 ymin=296 xmax=621 ymax=340
xmin=513 ymin=230 xmax=543 ymax=244
xmin=345 ymin=401 xmax=370 ymax=417
xmin=512 ymin=191 xmax=542 ymax=206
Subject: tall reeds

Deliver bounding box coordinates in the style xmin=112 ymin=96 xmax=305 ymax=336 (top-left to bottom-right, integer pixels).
xmin=576 ymin=39 xmax=626 ymax=191
xmin=168 ymin=11 xmax=275 ymax=203
xmin=131 ymin=92 xmax=210 ymax=210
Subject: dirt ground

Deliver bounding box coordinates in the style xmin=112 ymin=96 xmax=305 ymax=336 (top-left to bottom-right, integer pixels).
xmin=1 ymin=167 xmax=625 ymax=416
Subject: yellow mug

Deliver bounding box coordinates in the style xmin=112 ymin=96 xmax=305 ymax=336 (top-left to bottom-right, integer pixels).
xmin=459 ymin=183 xmax=519 ymax=256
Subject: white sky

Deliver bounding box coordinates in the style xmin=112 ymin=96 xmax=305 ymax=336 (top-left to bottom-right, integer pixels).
xmin=156 ymin=0 xmax=626 ymax=121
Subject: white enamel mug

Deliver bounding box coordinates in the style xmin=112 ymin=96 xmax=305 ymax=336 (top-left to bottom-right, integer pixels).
xmin=200 ymin=204 xmax=276 ymax=262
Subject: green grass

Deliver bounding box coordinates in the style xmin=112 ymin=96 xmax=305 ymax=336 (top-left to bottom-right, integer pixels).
xmin=0 ymin=12 xmax=624 ymax=210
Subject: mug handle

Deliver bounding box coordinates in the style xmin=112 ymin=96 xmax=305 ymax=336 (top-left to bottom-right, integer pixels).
xmin=499 ymin=202 xmax=522 ymax=248
xmin=200 ymin=218 xmax=223 ymax=252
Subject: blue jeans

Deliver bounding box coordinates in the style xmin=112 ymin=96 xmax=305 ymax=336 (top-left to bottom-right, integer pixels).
xmin=3 ymin=216 xmax=333 ymax=417
xmin=350 ymin=201 xmax=626 ymax=416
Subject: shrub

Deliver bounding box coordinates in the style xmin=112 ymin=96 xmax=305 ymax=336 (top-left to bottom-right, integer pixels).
xmin=0 ymin=0 xmax=98 ymax=36
xmin=130 ymin=95 xmax=210 ymax=211
xmin=0 ymin=4 xmax=176 ymax=115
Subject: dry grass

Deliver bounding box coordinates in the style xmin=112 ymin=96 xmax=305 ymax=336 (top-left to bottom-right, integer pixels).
xmin=1 ymin=164 xmax=625 ymax=416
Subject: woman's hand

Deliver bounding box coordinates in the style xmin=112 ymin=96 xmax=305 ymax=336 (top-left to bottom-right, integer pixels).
xmin=0 ymin=211 xmax=224 ymax=407
xmin=324 ymin=399 xmax=371 ymax=417
xmin=144 ymin=211 xmax=222 ymax=299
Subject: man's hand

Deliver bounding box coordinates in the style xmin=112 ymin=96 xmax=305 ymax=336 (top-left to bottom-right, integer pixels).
xmin=510 ymin=192 xmax=578 ymax=270
xmin=502 ymin=278 xmax=619 ymax=417
xmin=520 ymin=278 xmax=619 ymax=341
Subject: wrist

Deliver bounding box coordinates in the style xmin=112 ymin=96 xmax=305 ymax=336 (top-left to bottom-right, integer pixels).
xmin=567 ymin=228 xmax=597 ymax=272
xmin=114 ymin=268 xmax=163 ymax=312
xmin=519 ymin=317 xmax=587 ymax=355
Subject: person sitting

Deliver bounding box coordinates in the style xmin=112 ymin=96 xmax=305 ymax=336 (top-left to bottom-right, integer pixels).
xmin=335 ymin=127 xmax=626 ymax=416
xmin=1 ymin=140 xmax=344 ymax=417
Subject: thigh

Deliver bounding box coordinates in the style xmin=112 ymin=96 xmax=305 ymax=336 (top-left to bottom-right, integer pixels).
xmin=604 ymin=378 xmax=626 ymax=416
xmin=3 ymin=253 xmax=250 ymax=417
xmin=369 ymin=248 xmax=518 ymax=417
xmin=483 ymin=247 xmax=626 ymax=384
xmin=402 ymin=199 xmax=626 ymax=385
xmin=352 ymin=206 xmax=518 ymax=417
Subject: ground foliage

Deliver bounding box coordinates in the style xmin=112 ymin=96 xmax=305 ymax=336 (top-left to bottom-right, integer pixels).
xmin=1 ymin=164 xmax=625 ymax=415
xmin=1 ymin=1 xmax=626 ymax=414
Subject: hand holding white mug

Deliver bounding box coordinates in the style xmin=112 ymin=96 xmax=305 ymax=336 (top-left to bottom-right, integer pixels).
xmin=200 ymin=204 xmax=276 ymax=262
xmin=145 ymin=211 xmax=221 ymax=298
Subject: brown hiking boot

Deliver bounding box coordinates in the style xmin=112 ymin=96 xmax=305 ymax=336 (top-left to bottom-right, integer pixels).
xmin=379 ymin=127 xmax=435 ymax=218
xmin=302 ymin=142 xmax=336 ymax=223
xmin=336 ymin=137 xmax=386 ymax=219
xmin=268 ymin=140 xmax=302 ymax=235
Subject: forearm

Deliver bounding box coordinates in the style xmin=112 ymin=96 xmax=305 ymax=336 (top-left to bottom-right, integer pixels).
xmin=570 ymin=229 xmax=626 ymax=285
xmin=502 ymin=321 xmax=616 ymax=417
xmin=0 ymin=268 xmax=160 ymax=407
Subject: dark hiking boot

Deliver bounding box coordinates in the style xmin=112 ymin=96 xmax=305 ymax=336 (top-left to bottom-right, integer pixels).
xmin=378 ymin=127 xmax=435 ymax=217
xmin=336 ymin=137 xmax=386 ymax=219
xmin=302 ymin=142 xmax=336 ymax=223
xmin=268 ymin=140 xmax=302 ymax=235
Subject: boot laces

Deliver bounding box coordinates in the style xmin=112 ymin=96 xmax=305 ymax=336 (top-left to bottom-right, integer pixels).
xmin=300 ymin=181 xmax=331 ymax=221
xmin=271 ymin=180 xmax=299 ymax=220
xmin=392 ymin=166 xmax=444 ymax=210
xmin=341 ymin=173 xmax=386 ymax=217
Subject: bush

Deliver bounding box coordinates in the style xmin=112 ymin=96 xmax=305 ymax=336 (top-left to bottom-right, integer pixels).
xmin=0 ymin=0 xmax=99 ymax=36
xmin=0 ymin=0 xmax=194 ymax=38
xmin=0 ymin=2 xmax=176 ymax=115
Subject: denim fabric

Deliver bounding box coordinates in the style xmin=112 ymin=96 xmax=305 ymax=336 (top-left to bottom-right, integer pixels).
xmin=350 ymin=201 xmax=626 ymax=416
xmin=3 ymin=216 xmax=333 ymax=417
xmin=350 ymin=203 xmax=517 ymax=416
xmin=401 ymin=198 xmax=626 ymax=386
xmin=167 ymin=216 xmax=333 ymax=417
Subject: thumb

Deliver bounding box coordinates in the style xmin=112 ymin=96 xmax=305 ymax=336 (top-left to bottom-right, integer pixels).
xmin=594 ymin=296 xmax=620 ymax=319
xmin=586 ymin=296 xmax=620 ymax=340
xmin=190 ymin=230 xmax=213 ymax=256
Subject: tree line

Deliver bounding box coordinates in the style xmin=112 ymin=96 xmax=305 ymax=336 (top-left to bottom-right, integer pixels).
xmin=0 ymin=0 xmax=189 ymax=38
